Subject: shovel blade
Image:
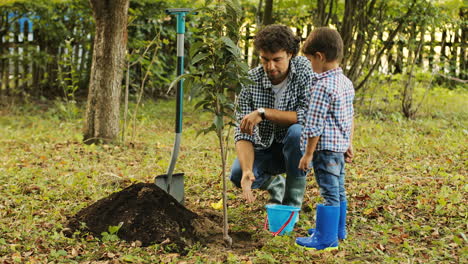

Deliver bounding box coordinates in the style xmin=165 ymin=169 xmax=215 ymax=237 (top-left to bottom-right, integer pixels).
xmin=155 ymin=173 xmax=185 ymax=204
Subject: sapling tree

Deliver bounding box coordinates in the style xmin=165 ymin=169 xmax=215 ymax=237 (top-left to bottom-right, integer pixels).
xmin=181 ymin=0 xmax=251 ymax=247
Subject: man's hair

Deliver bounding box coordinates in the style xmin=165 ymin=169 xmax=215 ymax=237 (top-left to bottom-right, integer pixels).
xmin=302 ymin=27 xmax=344 ymax=62
xmin=254 ymin=24 xmax=300 ymax=56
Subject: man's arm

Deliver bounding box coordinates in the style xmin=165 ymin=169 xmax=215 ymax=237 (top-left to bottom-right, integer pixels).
xmin=240 ymin=108 xmax=297 ymax=135
xmin=235 ymin=140 xmax=256 ymax=203
xmin=263 ymin=108 xmax=297 ymax=125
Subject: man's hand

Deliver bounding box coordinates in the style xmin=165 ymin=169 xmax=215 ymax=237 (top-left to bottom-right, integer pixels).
xmin=345 ymin=145 xmax=353 ymax=163
xmin=298 ymin=153 xmax=313 ymax=172
xmin=240 ymin=170 xmax=256 ymax=203
xmin=240 ymin=110 xmax=262 ymax=135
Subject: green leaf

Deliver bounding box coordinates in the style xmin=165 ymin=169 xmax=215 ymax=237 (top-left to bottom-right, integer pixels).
xmin=235 ymin=60 xmax=250 ymax=73
xmin=122 ymin=254 xmax=145 ymax=263
xmin=214 ymin=114 xmax=224 ymax=132
xmin=191 ymin=52 xmax=210 ymax=65
xmin=221 ymin=36 xmax=240 ymax=56
xmin=217 ymin=93 xmax=227 ymax=104
xmin=190 ymin=42 xmax=205 ymax=58
xmin=108 ymin=222 xmax=123 ymax=234
xmin=166 ymin=74 xmax=193 ymax=94
xmin=196 ymin=124 xmax=216 ymax=136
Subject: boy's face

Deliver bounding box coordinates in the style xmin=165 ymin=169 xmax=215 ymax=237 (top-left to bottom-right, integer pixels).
xmin=259 ymin=49 xmax=292 ymax=85
xmin=305 ymin=53 xmax=325 ymax=74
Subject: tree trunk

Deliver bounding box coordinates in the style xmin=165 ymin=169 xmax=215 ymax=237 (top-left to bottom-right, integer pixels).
xmin=84 ymin=0 xmax=129 ymax=144
xmin=315 ymin=0 xmax=326 ymax=26
xmin=450 ymin=30 xmax=458 ymax=76
xmin=256 ymin=0 xmax=263 ymax=26
xmin=315 ymin=0 xmax=334 ymax=27
xmin=440 ymin=30 xmax=447 ymax=73
xmin=460 ymin=8 xmax=466 ymax=80
xmin=402 ymin=25 xmax=425 ymax=119
xmin=429 ymin=29 xmax=435 ymax=71
xmin=263 ymin=0 xmax=274 ymax=25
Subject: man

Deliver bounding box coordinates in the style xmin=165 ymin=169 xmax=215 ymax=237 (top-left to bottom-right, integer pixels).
xmin=230 ymin=24 xmax=313 ymax=208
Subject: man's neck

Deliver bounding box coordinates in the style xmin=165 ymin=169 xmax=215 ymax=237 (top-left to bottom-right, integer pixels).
xmin=317 ymin=61 xmax=339 ymax=74
xmin=270 ymin=69 xmax=289 ymax=85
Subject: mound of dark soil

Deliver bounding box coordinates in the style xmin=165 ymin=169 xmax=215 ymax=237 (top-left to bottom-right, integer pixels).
xmin=66 ymin=183 xmax=200 ymax=249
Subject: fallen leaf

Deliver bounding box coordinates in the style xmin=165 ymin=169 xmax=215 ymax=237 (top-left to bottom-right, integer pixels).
xmin=376 ymin=243 xmax=385 ymax=251
xmin=363 ymin=208 xmax=374 ymax=215
xmin=210 ymin=199 xmax=223 ymax=210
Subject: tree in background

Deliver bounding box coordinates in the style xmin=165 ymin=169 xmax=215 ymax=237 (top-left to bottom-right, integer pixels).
xmin=83 ymin=0 xmax=129 ymax=144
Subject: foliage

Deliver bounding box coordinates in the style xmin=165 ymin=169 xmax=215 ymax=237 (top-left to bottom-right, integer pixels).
xmin=0 ymin=0 xmax=94 ymax=97
xmin=1 ymin=0 xmax=464 ymax=102
xmin=188 ymin=0 xmax=251 ymax=134
xmin=0 ymin=87 xmax=466 ymax=262
xmin=101 ymin=223 xmax=124 ymax=243
xmin=182 ymin=0 xmax=252 ymax=246
xmin=57 ymin=38 xmax=80 ymax=101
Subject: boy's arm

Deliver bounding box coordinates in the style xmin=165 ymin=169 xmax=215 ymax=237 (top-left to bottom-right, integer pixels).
xmin=298 ymin=136 xmax=320 ymax=171
xmin=345 ymin=118 xmax=354 ymax=163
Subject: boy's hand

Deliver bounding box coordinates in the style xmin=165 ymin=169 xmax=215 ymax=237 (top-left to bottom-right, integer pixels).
xmin=298 ymin=153 xmax=313 ymax=171
xmin=345 ymin=145 xmax=354 ymax=163
xmin=240 ymin=171 xmax=256 ymax=203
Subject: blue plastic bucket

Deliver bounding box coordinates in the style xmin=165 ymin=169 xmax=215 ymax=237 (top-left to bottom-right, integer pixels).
xmin=265 ymin=204 xmax=300 ymax=236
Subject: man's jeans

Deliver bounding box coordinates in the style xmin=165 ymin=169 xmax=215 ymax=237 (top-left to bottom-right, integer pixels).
xmin=313 ymin=150 xmax=347 ymax=206
xmin=230 ymin=124 xmax=306 ymax=192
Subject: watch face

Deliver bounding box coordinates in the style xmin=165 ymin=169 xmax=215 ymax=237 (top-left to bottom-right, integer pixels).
xmin=258 ymin=108 xmax=265 ymax=120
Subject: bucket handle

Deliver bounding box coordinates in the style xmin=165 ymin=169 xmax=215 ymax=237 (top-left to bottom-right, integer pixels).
xmin=264 ymin=211 xmax=296 ymax=236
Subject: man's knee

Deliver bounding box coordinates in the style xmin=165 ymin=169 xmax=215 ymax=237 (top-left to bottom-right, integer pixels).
xmin=230 ymin=159 xmax=242 ymax=188
xmin=284 ymin=124 xmax=302 ymax=147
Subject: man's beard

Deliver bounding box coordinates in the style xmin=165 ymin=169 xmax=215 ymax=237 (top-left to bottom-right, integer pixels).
xmin=267 ymin=70 xmax=286 ymax=84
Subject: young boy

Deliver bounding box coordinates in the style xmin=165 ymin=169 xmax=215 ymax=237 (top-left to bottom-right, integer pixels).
xmin=296 ymin=27 xmax=354 ymax=250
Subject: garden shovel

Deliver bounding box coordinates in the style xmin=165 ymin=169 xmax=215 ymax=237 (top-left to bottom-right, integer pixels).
xmin=155 ymin=8 xmax=194 ymax=204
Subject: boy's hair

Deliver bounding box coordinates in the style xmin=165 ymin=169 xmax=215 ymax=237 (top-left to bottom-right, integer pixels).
xmin=254 ymin=24 xmax=300 ymax=56
xmin=302 ymin=27 xmax=344 ymax=62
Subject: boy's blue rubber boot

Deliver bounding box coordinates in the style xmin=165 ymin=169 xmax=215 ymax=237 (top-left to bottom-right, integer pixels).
xmin=338 ymin=201 xmax=347 ymax=239
xmin=296 ymin=204 xmax=339 ymax=250
xmin=308 ymin=201 xmax=347 ymax=239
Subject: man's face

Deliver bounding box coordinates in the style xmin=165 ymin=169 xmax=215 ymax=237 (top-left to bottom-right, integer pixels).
xmin=259 ymin=50 xmax=292 ymax=85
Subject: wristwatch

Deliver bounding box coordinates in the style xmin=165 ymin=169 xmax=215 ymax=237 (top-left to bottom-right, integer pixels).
xmin=257 ymin=107 xmax=266 ymax=120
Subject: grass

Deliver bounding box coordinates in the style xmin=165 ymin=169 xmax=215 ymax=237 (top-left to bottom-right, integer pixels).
xmin=0 ymin=87 xmax=467 ymax=263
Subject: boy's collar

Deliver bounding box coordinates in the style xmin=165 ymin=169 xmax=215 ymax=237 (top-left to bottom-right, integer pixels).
xmin=312 ymin=67 xmax=342 ymax=81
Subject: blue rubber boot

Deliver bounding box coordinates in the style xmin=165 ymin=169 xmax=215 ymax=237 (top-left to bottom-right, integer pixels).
xmin=296 ymin=204 xmax=339 ymax=250
xmin=338 ymin=201 xmax=347 ymax=239
xmin=308 ymin=201 xmax=347 ymax=239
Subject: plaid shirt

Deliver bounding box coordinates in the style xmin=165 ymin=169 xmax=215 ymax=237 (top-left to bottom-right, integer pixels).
xmin=234 ymin=56 xmax=313 ymax=149
xmin=301 ymin=67 xmax=354 ymax=153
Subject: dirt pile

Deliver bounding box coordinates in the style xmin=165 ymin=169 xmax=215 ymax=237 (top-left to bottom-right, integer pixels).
xmin=66 ymin=183 xmax=200 ymax=249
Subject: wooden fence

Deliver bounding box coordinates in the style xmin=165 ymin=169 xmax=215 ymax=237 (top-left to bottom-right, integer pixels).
xmin=0 ymin=17 xmax=92 ymax=98
xmin=1 ymin=19 xmax=466 ymax=99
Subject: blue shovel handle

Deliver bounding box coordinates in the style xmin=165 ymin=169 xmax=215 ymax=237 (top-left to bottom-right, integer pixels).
xmin=164 ymin=8 xmax=194 ymax=194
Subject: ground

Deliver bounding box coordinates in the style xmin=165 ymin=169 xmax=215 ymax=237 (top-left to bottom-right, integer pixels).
xmin=65 ymin=182 xmax=262 ymax=254
xmin=0 ymin=88 xmax=466 ymax=263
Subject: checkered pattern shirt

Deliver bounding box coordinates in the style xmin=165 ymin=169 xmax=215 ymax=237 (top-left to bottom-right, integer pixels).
xmin=301 ymin=67 xmax=354 ymax=153
xmin=234 ymin=56 xmax=313 ymax=149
